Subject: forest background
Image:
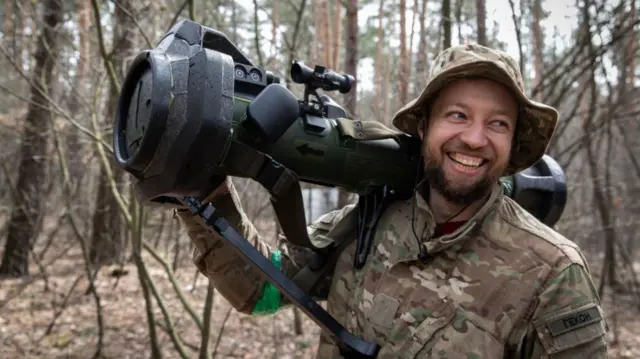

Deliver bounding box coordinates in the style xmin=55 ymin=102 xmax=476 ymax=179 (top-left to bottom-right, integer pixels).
xmin=0 ymin=0 xmax=639 ymax=358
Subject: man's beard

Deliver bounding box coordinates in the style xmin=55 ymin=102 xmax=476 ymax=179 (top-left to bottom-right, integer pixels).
xmin=422 ymin=153 xmax=500 ymax=205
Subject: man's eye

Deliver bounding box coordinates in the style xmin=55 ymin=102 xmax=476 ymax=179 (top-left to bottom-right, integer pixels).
xmin=448 ymin=111 xmax=467 ymax=120
xmin=492 ymin=120 xmax=509 ymax=128
xmin=490 ymin=120 xmax=513 ymax=132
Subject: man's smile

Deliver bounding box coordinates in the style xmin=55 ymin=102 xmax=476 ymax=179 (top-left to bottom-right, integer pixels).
xmin=447 ymin=152 xmax=486 ymax=167
xmin=445 ymin=152 xmax=489 ymax=175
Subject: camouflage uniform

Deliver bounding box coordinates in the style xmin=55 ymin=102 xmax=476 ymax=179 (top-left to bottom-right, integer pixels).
xmin=176 ymin=45 xmax=608 ymax=358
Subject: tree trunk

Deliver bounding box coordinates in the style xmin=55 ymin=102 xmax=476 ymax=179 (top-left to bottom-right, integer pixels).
xmin=414 ymin=0 xmax=428 ymax=98
xmin=624 ymin=0 xmax=637 ymax=257
xmin=312 ymin=0 xmax=324 ymax=65
xmin=89 ymin=0 xmax=137 ymax=266
xmin=338 ymin=0 xmax=358 ymax=208
xmin=398 ymin=0 xmax=408 ymax=105
xmin=531 ymin=0 xmax=543 ymax=100
xmin=627 ymin=0 xmax=636 ymax=95
xmin=382 ymin=54 xmax=390 ymax=124
xmin=67 ymin=0 xmax=91 ymax=187
xmin=320 ymin=0 xmax=331 ymax=67
xmin=284 ymin=0 xmax=308 ymax=87
xmin=19 ymin=0 xmax=30 ymax=71
xmin=578 ymin=0 xmax=619 ymax=296
xmin=455 ymin=0 xmax=463 ymax=44
xmin=0 ymin=0 xmax=64 ymax=278
xmin=271 ymin=0 xmax=279 ymax=61
xmin=441 ymin=0 xmax=451 ymax=49
xmin=407 ymin=0 xmax=418 ymax=94
xmin=332 ymin=0 xmax=342 ymax=70
xmin=508 ymin=0 xmax=525 ymax=85
xmin=343 ymin=0 xmax=358 ymax=117
xmin=231 ymin=1 xmax=238 ymax=44
xmin=374 ymin=0 xmax=385 ymax=117
xmin=476 ymin=0 xmax=487 ymax=45
xmin=2 ymin=0 xmax=14 ymax=52
xmin=252 ymin=0 xmax=264 ymax=67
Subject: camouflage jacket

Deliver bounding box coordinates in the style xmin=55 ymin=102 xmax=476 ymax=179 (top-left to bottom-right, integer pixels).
xmin=176 ymin=179 xmax=608 ymax=358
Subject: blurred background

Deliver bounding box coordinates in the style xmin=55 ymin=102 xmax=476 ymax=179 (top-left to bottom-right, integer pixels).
xmin=0 ymin=0 xmax=638 ymax=357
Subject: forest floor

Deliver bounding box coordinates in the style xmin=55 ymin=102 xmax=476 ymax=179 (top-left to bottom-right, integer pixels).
xmin=0 ymin=240 xmax=639 ymax=359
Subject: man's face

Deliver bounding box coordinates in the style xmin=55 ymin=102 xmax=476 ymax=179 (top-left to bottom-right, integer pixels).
xmin=418 ymin=78 xmax=518 ymax=205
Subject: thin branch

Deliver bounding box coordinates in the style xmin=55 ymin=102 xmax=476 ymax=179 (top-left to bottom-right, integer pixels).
xmin=211 ymin=307 xmax=233 ymax=358
xmin=91 ymin=0 xmax=121 ymax=94
xmin=0 ymin=43 xmax=112 ymax=150
xmin=42 ymin=274 xmax=85 ymax=336
xmin=90 ymin=95 xmax=133 ymax=224
xmin=44 ymin=88 xmax=106 ymax=357
xmin=188 ymin=0 xmax=196 ymax=21
xmin=168 ymin=0 xmax=190 ymax=31
xmin=140 ymin=258 xmax=191 ymax=359
xmin=252 ymin=0 xmax=264 ymax=67
xmin=199 ymin=281 xmax=215 ymax=359
xmin=67 ymin=214 xmax=104 ymax=359
xmin=142 ymin=239 xmax=204 ymax=331
xmin=110 ymin=0 xmax=153 ymax=48
xmin=132 ymin=203 xmax=163 ymax=358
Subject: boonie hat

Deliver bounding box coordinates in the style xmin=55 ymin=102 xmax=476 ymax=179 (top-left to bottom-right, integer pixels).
xmin=391 ymin=44 xmax=559 ymax=176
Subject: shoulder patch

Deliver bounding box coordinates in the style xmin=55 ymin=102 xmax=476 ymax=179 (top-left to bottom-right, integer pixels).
xmin=534 ymin=302 xmax=607 ymax=355
xmin=546 ymin=303 xmax=602 ymax=337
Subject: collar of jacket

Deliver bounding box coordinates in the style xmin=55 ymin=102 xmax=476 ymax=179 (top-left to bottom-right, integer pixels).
xmin=383 ymin=182 xmax=505 ymax=265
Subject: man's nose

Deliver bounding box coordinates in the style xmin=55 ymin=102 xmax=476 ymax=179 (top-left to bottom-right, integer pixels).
xmin=458 ymin=121 xmax=489 ymax=149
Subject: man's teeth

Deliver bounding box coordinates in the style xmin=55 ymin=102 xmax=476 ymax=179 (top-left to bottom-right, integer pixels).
xmin=449 ymin=153 xmax=484 ymax=167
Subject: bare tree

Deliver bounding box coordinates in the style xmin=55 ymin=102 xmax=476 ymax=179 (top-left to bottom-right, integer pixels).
xmin=414 ymin=0 xmax=429 ymax=98
xmin=89 ymin=0 xmax=138 ymax=266
xmin=337 ymin=0 xmax=359 ymax=208
xmin=332 ymin=0 xmax=342 ymax=70
xmin=2 ymin=0 xmax=14 ymax=52
xmin=0 ymin=0 xmax=64 ymax=278
xmin=508 ymin=0 xmax=526 ymax=83
xmin=398 ymin=0 xmax=409 ymax=105
xmin=476 ymin=0 xmax=487 ymax=45
xmin=374 ymin=0 xmax=385 ymax=115
xmin=531 ymin=0 xmax=543 ymax=100
xmin=343 ymin=0 xmax=358 ymax=120
xmin=66 ymin=0 xmax=91 ymax=186
xmin=441 ymin=0 xmax=452 ymax=49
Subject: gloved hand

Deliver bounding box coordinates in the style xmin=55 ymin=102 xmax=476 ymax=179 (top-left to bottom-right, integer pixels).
xmin=200 ymin=175 xmax=231 ymax=203
xmin=146 ymin=175 xmax=229 ymax=210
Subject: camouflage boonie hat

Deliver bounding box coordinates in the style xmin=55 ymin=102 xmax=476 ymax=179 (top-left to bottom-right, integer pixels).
xmin=391 ymin=44 xmax=559 ymax=175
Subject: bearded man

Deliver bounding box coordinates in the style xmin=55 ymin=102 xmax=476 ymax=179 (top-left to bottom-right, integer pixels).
xmin=175 ymin=44 xmax=608 ymax=358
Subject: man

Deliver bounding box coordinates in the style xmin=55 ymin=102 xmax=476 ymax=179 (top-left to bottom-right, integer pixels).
xmin=175 ymin=44 xmax=608 ymax=358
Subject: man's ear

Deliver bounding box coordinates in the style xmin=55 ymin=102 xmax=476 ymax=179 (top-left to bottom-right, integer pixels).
xmin=418 ymin=119 xmax=426 ymax=140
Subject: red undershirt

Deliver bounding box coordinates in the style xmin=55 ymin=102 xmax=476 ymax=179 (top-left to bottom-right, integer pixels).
xmin=433 ymin=220 xmax=467 ymax=237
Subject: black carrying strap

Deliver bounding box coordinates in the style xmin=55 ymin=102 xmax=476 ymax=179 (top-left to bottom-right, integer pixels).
xmin=221 ymin=139 xmax=394 ymax=294
xmin=222 ymin=139 xmax=369 ymax=293
xmin=223 ymin=139 xmax=327 ymax=252
xmin=354 ymin=185 xmax=394 ymax=269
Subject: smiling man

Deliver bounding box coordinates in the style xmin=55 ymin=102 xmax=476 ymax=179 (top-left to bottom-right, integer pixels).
xmin=417 ymin=77 xmax=519 ymax=224
xmin=175 ymin=44 xmax=608 ymax=358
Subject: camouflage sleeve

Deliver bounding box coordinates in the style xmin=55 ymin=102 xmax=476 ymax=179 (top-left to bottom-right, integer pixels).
xmin=518 ymin=262 xmax=608 ymax=358
xmin=174 ymin=177 xmax=346 ymax=315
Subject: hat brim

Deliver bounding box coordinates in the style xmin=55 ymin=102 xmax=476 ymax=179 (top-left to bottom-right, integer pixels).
xmin=391 ymin=61 xmax=559 ymax=175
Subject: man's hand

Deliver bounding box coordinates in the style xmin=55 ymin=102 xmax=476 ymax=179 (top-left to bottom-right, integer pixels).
xmin=202 ymin=176 xmax=231 ymax=203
